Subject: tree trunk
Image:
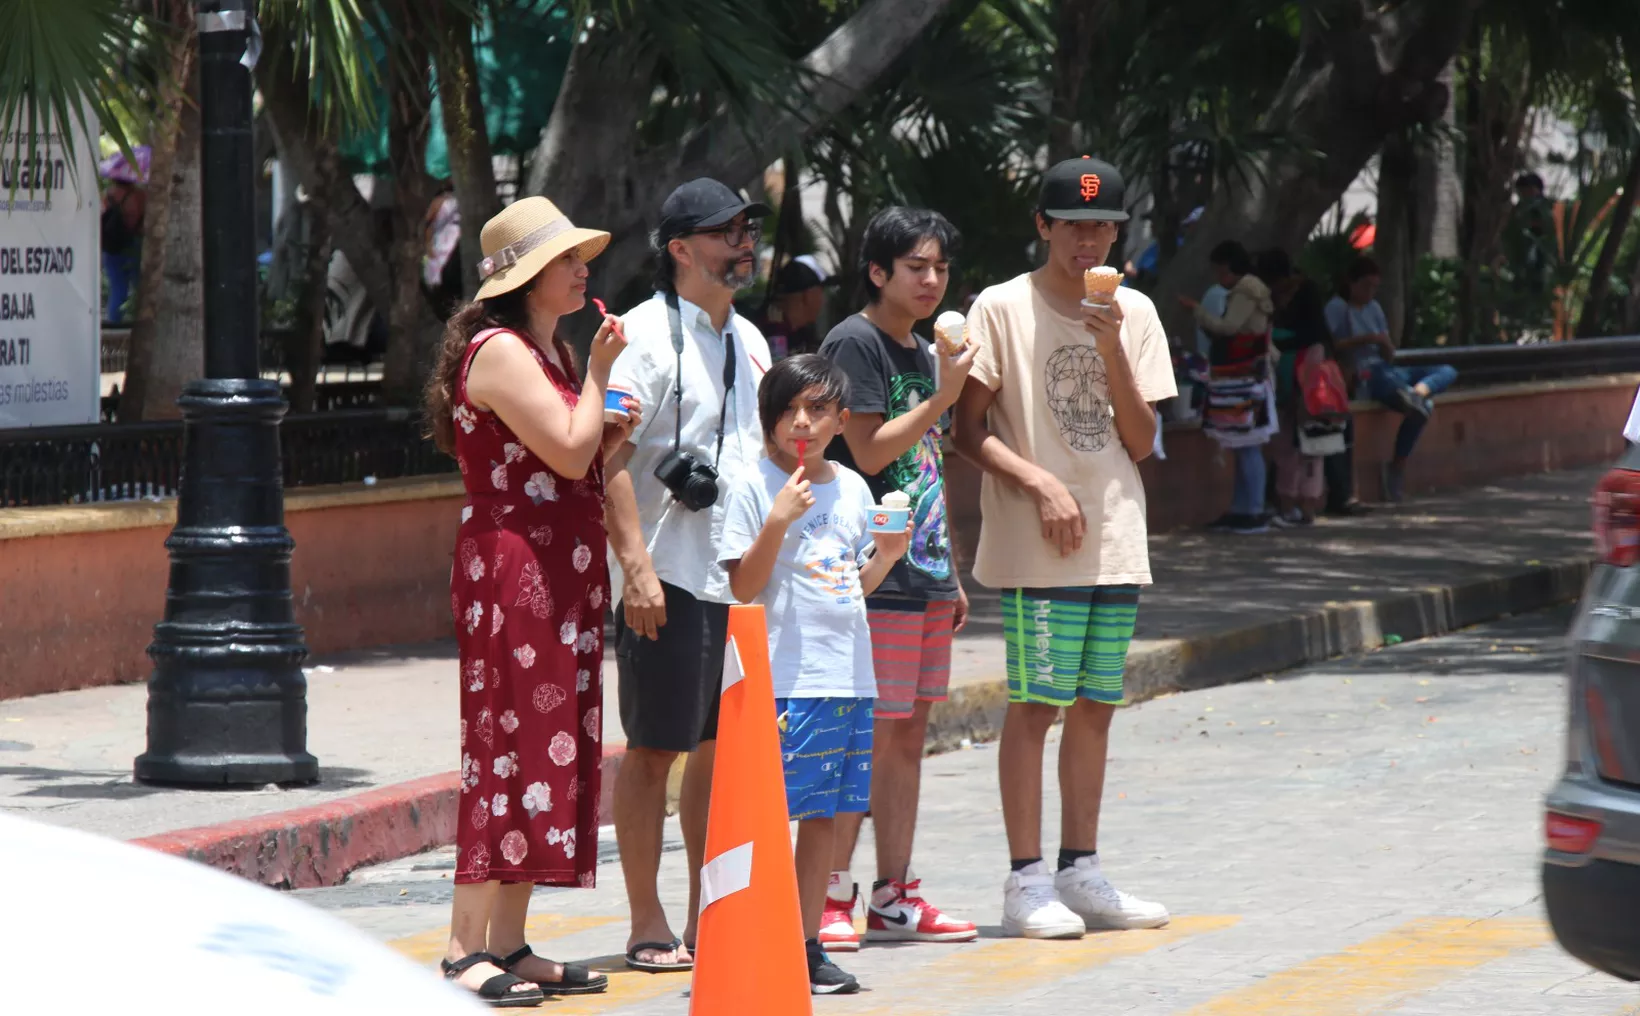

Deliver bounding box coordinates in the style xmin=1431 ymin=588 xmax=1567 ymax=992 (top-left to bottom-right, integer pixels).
xmin=136 ymin=55 xmax=205 ymax=422
xmin=1377 ymin=133 xmax=1418 ymax=343
xmin=255 ymin=34 xmax=394 ymax=339
xmin=435 ymin=9 xmax=500 ymax=300
xmin=119 ymin=2 xmax=192 ymax=422
xmin=1455 ymin=28 xmax=1534 ymax=344
xmin=526 ymin=0 xmax=955 ymax=308
xmin=283 ymin=189 xmax=331 ymax=414
xmin=1576 ymin=46 xmax=1640 ymax=339
xmin=1047 ymin=0 xmax=1108 ymax=162
xmin=1575 ymin=146 xmax=1640 ymax=338
xmin=379 ymin=2 xmax=441 ymax=405
xmin=1152 ymin=0 xmax=1480 ymax=336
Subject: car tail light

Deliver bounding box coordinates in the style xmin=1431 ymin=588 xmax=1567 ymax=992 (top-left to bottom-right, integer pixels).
xmin=1593 ymin=467 xmax=1640 ymax=567
xmin=1545 ymin=811 xmax=1603 ymax=853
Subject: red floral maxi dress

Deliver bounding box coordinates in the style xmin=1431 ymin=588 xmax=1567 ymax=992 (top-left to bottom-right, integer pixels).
xmin=450 ymin=327 xmax=606 ymax=887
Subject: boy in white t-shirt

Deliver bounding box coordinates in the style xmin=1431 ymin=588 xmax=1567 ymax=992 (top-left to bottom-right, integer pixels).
xmin=718 ymin=354 xmax=911 ymax=995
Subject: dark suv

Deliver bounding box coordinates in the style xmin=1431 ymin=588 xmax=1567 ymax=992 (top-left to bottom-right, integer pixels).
xmin=1543 ymin=440 xmax=1640 ymax=981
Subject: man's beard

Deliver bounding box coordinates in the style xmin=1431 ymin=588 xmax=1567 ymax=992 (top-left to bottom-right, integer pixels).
xmin=704 ymin=256 xmax=756 ymax=291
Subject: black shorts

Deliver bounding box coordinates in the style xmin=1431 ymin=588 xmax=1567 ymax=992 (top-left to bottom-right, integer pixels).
xmin=615 ymin=581 xmax=729 ymax=752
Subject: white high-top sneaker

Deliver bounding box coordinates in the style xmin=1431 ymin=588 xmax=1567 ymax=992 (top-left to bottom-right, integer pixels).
xmin=1001 ymin=861 xmax=1085 ymax=940
xmin=1054 ymin=855 xmax=1170 ymax=930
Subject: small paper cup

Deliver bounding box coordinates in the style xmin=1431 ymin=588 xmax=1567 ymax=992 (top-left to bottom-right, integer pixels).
xmin=604 ymin=385 xmax=633 ymax=422
xmin=868 ymin=506 xmax=910 ymax=533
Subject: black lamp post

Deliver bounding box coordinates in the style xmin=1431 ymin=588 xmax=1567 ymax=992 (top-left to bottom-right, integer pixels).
xmin=134 ymin=1 xmax=317 ymax=786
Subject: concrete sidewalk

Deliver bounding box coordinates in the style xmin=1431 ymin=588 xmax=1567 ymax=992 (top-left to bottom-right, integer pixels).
xmin=0 ymin=465 xmax=1604 ymax=886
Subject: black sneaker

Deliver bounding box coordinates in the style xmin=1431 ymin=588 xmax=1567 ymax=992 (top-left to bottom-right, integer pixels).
xmin=1207 ymin=512 xmax=1239 ymax=532
xmin=1391 ymin=386 xmax=1432 ymax=420
xmin=806 ymin=938 xmax=860 ymax=995
xmin=1227 ymin=513 xmax=1269 ymax=535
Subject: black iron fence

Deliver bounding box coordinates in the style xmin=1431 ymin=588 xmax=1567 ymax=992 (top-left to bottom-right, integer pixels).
xmin=0 ymin=408 xmax=455 ymax=508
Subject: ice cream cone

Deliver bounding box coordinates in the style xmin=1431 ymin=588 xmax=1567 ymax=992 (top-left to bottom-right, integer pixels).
xmin=1083 ymin=266 xmax=1122 ymax=306
xmin=933 ymin=311 xmax=966 ymax=356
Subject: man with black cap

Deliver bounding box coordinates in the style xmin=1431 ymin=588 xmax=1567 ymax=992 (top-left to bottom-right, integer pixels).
xmin=604 ymin=178 xmax=772 ymax=972
xmin=952 ymin=156 xmax=1174 ymax=940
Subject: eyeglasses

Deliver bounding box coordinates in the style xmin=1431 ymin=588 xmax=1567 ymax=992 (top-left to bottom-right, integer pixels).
xmin=691 ymin=220 xmax=763 ymax=248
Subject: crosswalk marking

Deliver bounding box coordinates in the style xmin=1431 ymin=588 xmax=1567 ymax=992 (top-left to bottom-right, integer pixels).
xmin=1179 ymin=917 xmax=1549 ymax=1015
xmin=843 ymin=916 xmax=1242 ymax=1016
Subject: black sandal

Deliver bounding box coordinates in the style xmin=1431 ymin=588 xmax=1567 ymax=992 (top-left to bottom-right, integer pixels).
xmin=440 ymin=951 xmax=545 ymax=1008
xmin=500 ymin=945 xmax=609 ymax=995
xmin=625 ymin=937 xmax=693 ymax=972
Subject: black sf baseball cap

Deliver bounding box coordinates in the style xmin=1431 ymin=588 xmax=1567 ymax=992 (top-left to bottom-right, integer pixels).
xmin=1038 ymin=156 xmax=1129 ymax=222
xmin=658 ymin=178 xmax=773 ymax=241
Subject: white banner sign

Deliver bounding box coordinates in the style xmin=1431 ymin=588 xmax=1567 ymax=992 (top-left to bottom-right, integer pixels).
xmin=0 ymin=116 xmax=102 ymax=428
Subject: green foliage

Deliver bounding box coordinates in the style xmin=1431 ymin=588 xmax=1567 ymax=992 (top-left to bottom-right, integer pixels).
xmin=0 ymin=0 xmax=146 ymax=189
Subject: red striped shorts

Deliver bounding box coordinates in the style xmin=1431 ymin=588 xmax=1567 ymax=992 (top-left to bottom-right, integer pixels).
xmin=866 ymin=599 xmax=957 ymax=720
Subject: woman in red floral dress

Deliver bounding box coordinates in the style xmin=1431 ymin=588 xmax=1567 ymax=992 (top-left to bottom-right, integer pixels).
xmin=423 ymin=197 xmax=639 ymax=1007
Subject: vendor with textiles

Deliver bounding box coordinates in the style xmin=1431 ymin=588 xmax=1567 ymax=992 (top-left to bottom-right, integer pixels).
xmin=1179 ymin=241 xmax=1275 ymax=535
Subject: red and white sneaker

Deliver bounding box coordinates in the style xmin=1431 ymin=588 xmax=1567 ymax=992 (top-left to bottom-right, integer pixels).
xmin=819 ymin=871 xmax=861 ymax=952
xmin=864 ymin=871 xmax=979 ymax=943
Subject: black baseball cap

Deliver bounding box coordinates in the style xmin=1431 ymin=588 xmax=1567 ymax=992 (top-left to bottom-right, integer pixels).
xmin=658 ymin=178 xmax=773 ymax=241
xmin=1037 ymin=156 xmax=1129 ymax=222
xmin=773 ymin=254 xmax=836 ymax=295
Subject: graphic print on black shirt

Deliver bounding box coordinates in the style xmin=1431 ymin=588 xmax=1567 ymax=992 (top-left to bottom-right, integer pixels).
xmin=1044 ymin=343 xmax=1112 ymax=452
xmin=818 ymin=315 xmax=957 ymax=602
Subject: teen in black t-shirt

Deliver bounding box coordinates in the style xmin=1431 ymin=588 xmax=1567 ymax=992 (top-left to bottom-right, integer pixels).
xmin=814 ymin=206 xmax=980 ymax=949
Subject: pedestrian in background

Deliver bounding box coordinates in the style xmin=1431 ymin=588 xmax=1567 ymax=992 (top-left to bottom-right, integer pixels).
xmin=816 ymin=206 xmax=979 ymax=952
xmin=954 ymin=156 xmax=1173 ymax=940
xmin=603 ymin=179 xmax=773 ymax=974
xmin=1257 ymin=249 xmax=1333 ymax=527
xmin=424 ymin=197 xmax=635 ymax=1006
xmin=100 ymin=177 xmax=146 ymax=325
xmin=1325 ymin=257 xmax=1458 ymax=502
xmin=1181 ymin=241 xmax=1276 ymax=534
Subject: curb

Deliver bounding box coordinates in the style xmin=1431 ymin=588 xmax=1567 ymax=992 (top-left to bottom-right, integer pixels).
xmin=134 ymin=751 xmax=626 ymax=890
xmin=922 ymin=557 xmax=1591 ymax=754
xmin=137 ymin=557 xmax=1589 ymax=888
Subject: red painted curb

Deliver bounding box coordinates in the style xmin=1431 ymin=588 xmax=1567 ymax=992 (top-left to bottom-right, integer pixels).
xmin=134 ymin=748 xmax=626 ymax=889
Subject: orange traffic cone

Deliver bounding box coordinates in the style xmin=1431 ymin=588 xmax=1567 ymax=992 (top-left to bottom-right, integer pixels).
xmin=689 ymin=604 xmax=811 ymax=1016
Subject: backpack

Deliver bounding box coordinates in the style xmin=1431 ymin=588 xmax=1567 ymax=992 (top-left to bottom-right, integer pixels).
xmin=1298 ymin=347 xmax=1351 ymax=419
xmin=101 ymin=191 xmax=136 ymax=255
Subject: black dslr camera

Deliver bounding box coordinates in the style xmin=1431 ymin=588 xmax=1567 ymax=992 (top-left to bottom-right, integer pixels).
xmin=653 ymin=449 xmax=720 ymax=512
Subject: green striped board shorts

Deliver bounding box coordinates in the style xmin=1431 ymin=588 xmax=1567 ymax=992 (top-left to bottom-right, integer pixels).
xmin=1001 ymin=586 xmax=1141 ymax=706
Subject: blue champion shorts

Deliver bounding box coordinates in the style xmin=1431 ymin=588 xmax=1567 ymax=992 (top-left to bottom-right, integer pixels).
xmin=775 ymin=697 xmax=873 ymax=821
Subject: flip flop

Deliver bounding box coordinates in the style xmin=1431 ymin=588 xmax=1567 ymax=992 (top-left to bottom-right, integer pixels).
xmin=499 ymin=945 xmax=608 ymax=996
xmin=440 ymin=951 xmax=545 ymax=1008
xmin=625 ymin=938 xmax=693 ymax=973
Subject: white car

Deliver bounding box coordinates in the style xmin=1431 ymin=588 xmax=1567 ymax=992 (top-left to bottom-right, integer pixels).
xmin=0 ymin=814 xmax=482 ymax=1013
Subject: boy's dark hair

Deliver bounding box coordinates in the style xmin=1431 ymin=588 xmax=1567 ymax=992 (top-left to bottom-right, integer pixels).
xmin=1344 ymin=255 xmax=1381 ymax=283
xmin=757 ymin=353 xmax=850 ymax=440
xmin=1208 ymin=240 xmax=1253 ymax=276
xmin=858 ymin=206 xmax=960 ymax=304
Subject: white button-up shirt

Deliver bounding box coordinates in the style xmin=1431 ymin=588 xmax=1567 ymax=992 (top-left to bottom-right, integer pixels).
xmin=607 ymin=291 xmax=771 ymax=606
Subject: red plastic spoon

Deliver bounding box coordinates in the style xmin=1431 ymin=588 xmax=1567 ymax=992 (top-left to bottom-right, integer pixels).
xmin=796 ymin=438 xmax=808 ymax=464
xmin=591 ymin=297 xmax=625 ymax=340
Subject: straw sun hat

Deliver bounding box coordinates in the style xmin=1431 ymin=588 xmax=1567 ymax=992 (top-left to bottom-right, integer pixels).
xmin=474 ymin=196 xmax=611 ymax=300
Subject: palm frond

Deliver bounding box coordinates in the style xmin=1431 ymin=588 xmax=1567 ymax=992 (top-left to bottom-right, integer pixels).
xmin=0 ymin=0 xmax=145 ymax=191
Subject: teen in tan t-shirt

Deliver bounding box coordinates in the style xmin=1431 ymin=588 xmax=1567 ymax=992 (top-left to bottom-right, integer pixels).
xmin=965 ymin=276 xmax=1174 ymax=587
xmin=951 ymin=155 xmax=1174 ymax=941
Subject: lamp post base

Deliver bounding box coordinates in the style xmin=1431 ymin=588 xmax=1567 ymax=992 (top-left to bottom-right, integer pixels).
xmin=134 ymin=378 xmax=318 ymax=788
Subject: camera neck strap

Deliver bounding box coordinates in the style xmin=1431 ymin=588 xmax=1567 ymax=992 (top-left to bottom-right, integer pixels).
xmin=666 ymin=290 xmax=736 ymax=468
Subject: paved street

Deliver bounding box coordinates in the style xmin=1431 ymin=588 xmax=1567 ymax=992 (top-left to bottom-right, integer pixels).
xmin=295 ymin=607 xmax=1639 ymax=1014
